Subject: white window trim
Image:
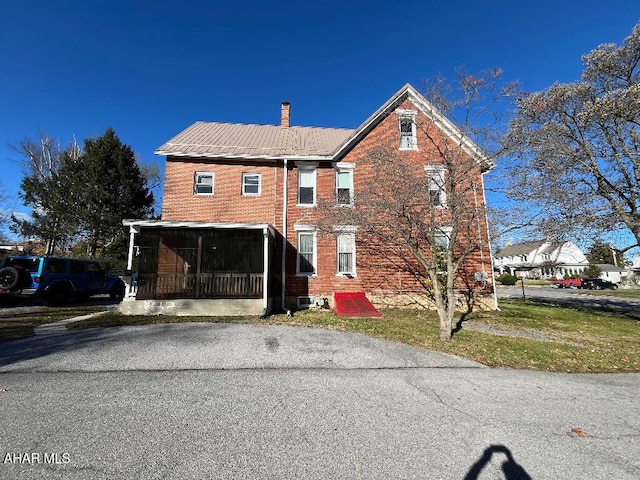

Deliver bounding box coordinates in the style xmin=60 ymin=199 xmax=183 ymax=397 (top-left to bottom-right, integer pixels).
xmin=297 ymin=165 xmax=317 ymax=207
xmin=334 ymin=226 xmax=357 ymax=276
xmin=242 ymin=172 xmax=262 ymax=196
xmin=335 ymin=162 xmax=355 ymax=207
xmin=295 ymin=225 xmax=317 ymax=276
xmin=397 ymin=109 xmax=418 ymax=151
xmin=194 ymin=171 xmax=215 ymax=196
xmin=424 ymin=165 xmax=447 ymax=208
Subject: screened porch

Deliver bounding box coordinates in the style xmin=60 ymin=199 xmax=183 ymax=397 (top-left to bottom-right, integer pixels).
xmin=122 ymin=221 xmax=274 ymax=312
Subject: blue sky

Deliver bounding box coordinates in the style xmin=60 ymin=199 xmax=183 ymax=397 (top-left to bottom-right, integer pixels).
xmin=1 ymin=0 xmax=639 ymax=248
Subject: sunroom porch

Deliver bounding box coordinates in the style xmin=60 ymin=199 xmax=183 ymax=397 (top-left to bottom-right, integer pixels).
xmin=121 ymin=220 xmax=275 ymax=316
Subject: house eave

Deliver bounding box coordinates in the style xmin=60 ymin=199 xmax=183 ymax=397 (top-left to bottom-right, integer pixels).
xmin=331 ymin=83 xmax=495 ymax=172
xmin=123 ymin=219 xmax=275 ymax=236
xmin=155 ymin=150 xmax=334 ymax=162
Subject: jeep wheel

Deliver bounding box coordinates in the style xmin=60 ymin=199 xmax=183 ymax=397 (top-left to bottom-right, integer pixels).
xmin=46 ymin=284 xmax=72 ymax=305
xmin=0 ymin=267 xmax=20 ymax=291
xmin=109 ymin=282 xmax=125 ymax=301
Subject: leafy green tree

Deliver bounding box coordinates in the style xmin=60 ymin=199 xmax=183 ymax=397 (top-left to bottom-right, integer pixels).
xmin=60 ymin=127 xmax=154 ymax=258
xmin=505 ymin=22 xmax=640 ymax=252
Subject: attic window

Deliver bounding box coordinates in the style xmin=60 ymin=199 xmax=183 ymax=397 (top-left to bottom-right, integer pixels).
xmin=397 ymin=110 xmax=417 ymax=150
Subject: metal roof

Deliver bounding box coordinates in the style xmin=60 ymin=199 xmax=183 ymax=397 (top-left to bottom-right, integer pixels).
xmin=155 ymin=122 xmax=353 ymax=159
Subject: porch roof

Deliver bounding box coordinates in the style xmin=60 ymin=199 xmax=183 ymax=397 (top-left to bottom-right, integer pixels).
xmin=123 ymin=219 xmax=275 ymax=236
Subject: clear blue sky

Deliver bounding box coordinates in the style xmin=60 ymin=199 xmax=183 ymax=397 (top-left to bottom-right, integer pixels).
xmin=1 ymin=0 xmax=639 ymax=246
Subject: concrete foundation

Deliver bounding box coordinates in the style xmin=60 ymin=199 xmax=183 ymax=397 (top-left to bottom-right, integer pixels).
xmin=119 ymin=297 xmax=269 ymax=316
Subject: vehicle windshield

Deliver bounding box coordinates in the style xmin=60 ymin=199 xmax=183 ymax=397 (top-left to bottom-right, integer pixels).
xmin=5 ymin=257 xmax=41 ymax=272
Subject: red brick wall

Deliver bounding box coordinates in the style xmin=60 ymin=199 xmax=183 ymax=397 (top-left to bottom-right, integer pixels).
xmin=162 ymin=158 xmax=280 ymax=225
xmin=160 ymin=97 xmax=494 ymax=307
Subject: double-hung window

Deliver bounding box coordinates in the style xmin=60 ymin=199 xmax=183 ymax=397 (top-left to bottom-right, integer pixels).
xmin=297 ymin=167 xmax=316 ymax=206
xmin=335 ymin=163 xmax=354 ymax=206
xmin=194 ymin=172 xmax=214 ymax=195
xmin=434 ymin=227 xmax=452 ymax=250
xmin=242 ymin=173 xmax=261 ymax=196
xmin=397 ymin=110 xmax=417 ymax=150
xmin=295 ymin=226 xmax=316 ymax=275
xmin=335 ymin=227 xmax=357 ymax=276
xmin=424 ymin=166 xmax=446 ymax=208
xmin=433 ymin=227 xmax=452 ymax=274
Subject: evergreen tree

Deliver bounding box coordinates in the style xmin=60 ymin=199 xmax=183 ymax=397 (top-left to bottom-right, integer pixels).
xmin=587 ymin=240 xmax=624 ymax=266
xmin=13 ymin=128 xmax=154 ymax=260
xmin=60 ymin=127 xmax=154 ymax=257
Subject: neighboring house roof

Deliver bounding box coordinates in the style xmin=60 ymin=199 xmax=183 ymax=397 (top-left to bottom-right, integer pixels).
xmin=496 ymin=241 xmax=546 ymax=258
xmin=155 ymin=84 xmax=493 ymax=171
xmin=594 ymin=263 xmax=626 ymax=273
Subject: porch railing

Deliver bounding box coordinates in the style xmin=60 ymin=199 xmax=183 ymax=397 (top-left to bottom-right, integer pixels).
xmin=132 ymin=272 xmax=263 ymax=300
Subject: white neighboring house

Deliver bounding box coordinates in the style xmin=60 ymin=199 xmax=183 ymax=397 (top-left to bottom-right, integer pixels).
xmin=495 ymin=241 xmax=588 ymax=279
xmin=594 ymin=264 xmax=626 ymax=283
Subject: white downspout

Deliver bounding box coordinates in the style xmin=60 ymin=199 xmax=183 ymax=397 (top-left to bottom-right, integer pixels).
xmin=480 ymin=172 xmax=499 ymax=310
xmin=281 ymin=159 xmax=289 ymax=312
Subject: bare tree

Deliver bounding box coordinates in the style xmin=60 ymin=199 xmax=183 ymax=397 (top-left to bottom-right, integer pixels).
xmin=9 ymin=132 xmax=80 ymax=254
xmin=505 ymin=22 xmax=640 ymax=253
xmin=0 ymin=181 xmax=12 ymax=243
xmin=312 ymin=71 xmax=515 ymax=340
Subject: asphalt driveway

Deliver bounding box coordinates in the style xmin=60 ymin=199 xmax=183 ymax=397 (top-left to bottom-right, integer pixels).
xmin=0 ymin=323 xmax=480 ymax=372
xmin=1 ymin=323 xmax=639 ymax=479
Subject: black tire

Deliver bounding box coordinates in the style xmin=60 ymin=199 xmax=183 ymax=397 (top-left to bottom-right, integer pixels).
xmin=109 ymin=282 xmax=125 ymax=301
xmin=46 ymin=283 xmax=72 ymax=305
xmin=0 ymin=267 xmax=20 ymax=291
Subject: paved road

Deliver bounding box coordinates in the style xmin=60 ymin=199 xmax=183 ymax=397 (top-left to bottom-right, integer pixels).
xmin=497 ymin=285 xmax=640 ymax=316
xmin=1 ymin=323 xmax=639 ymax=479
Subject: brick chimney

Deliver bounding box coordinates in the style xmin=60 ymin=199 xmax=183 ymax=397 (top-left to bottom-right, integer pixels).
xmin=281 ymin=101 xmax=290 ymax=128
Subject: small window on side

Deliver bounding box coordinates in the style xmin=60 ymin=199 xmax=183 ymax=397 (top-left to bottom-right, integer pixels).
xmin=242 ymin=173 xmax=261 ymax=196
xmin=194 ymin=172 xmax=214 ymax=195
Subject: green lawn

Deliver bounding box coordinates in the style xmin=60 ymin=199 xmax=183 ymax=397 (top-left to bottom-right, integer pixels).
xmin=0 ymin=305 xmax=106 ymax=342
xmin=62 ymin=299 xmax=640 ymax=373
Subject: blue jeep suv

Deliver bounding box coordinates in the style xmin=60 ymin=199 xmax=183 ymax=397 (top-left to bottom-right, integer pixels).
xmin=0 ymin=256 xmax=125 ymax=304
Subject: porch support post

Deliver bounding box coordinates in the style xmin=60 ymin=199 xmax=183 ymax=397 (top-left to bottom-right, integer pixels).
xmin=125 ymin=225 xmax=138 ymax=297
xmin=263 ymin=226 xmax=269 ymax=315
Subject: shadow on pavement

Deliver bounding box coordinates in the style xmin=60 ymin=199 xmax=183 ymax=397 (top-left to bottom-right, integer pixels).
xmin=465 ymin=445 xmax=532 ymax=480
xmin=0 ymin=328 xmax=112 ymax=368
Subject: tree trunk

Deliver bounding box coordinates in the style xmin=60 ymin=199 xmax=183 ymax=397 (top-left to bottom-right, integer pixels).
xmin=437 ymin=307 xmax=454 ymax=340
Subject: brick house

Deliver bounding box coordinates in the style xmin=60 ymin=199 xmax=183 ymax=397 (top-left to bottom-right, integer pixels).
xmin=121 ymin=84 xmax=496 ymax=316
